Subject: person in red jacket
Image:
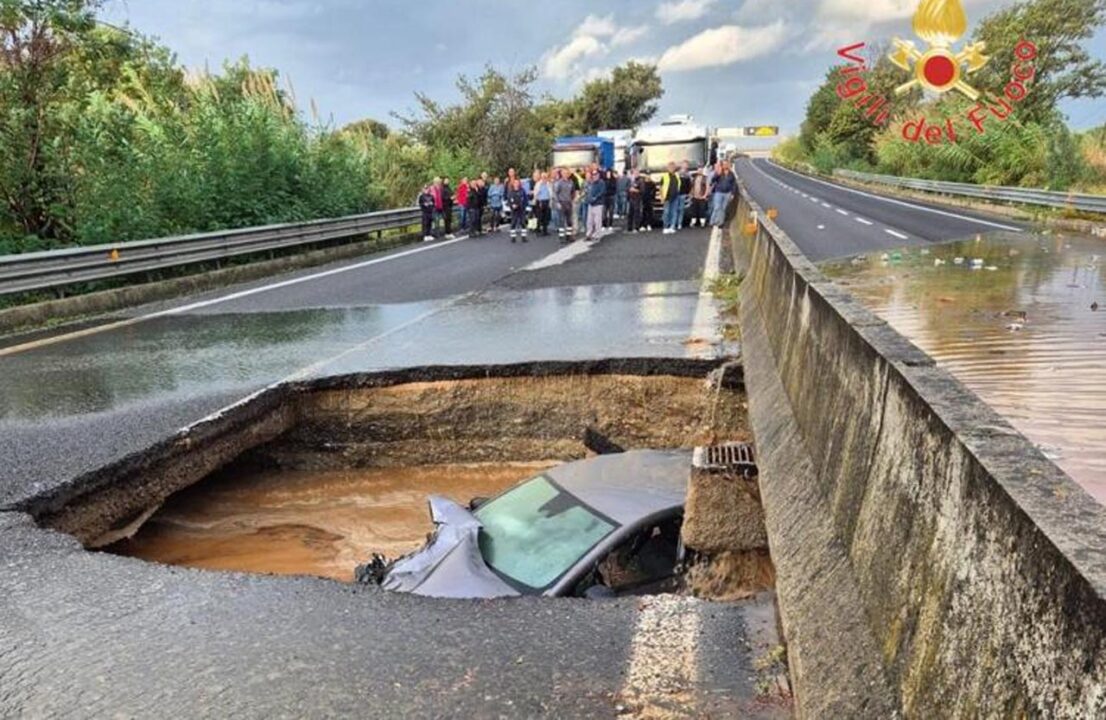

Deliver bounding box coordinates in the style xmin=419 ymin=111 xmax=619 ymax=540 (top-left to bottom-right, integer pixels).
xmin=456 ymin=178 xmax=470 ymax=232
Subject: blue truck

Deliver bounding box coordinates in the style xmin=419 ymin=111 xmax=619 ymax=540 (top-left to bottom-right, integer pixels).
xmin=551 ymin=136 xmax=615 ymax=171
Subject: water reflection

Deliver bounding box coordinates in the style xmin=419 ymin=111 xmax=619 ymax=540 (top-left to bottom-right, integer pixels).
xmin=0 ymin=304 xmax=439 ymax=421
xmin=824 ymin=232 xmax=1106 ymax=503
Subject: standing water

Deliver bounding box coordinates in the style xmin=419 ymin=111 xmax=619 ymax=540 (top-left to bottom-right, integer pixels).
xmin=824 ymin=232 xmax=1106 ymax=503
xmin=109 ymin=462 xmax=555 ymax=582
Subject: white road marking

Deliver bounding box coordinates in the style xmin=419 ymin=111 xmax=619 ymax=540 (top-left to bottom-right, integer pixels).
xmin=821 ymin=203 xmax=832 ymax=209
xmin=856 ymin=217 xmax=874 ymax=226
xmin=523 ymin=240 xmax=594 ymax=271
xmin=689 ymin=228 xmax=723 ymax=358
xmin=836 ymin=209 xmax=849 ymax=216
xmin=885 ymin=228 xmax=910 ymax=240
xmin=618 ymin=596 xmax=704 ymax=717
xmin=760 ymin=159 xmax=1022 ymax=232
xmin=0 ymin=235 xmax=472 ymax=357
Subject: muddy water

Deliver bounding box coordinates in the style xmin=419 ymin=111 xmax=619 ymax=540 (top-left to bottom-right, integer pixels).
xmin=109 ymin=462 xmax=554 ymax=582
xmin=824 ymin=232 xmax=1106 ymax=502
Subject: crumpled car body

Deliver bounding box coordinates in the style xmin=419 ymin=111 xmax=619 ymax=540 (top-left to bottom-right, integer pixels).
xmin=370 ymin=450 xmax=692 ymax=599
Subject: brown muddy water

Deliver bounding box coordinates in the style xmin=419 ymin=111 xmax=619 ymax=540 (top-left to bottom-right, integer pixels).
xmin=109 ymin=462 xmax=554 ymax=582
xmin=824 ymin=231 xmax=1106 ymax=502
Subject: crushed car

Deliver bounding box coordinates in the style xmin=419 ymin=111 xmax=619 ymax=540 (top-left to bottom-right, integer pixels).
xmin=356 ymin=450 xmax=692 ymax=599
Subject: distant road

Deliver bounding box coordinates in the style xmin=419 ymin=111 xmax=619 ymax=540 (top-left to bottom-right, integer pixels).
xmin=735 ymin=158 xmax=1023 ymax=261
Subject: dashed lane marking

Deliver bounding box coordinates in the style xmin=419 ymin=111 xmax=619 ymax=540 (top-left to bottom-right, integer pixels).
xmin=856 ymin=217 xmax=873 ymax=226
xmin=836 ymin=208 xmax=849 ymax=216
xmin=885 ymin=228 xmax=909 ymax=240
xmin=760 ymin=159 xmax=1022 ymax=232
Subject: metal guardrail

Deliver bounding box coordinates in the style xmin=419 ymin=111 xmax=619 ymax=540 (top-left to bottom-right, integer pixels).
xmin=834 ymin=169 xmax=1106 ymax=215
xmin=0 ymin=207 xmax=428 ymax=297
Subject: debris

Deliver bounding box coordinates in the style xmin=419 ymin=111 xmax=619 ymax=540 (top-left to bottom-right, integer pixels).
xmin=1093 ymin=302 xmax=1100 ymax=312
xmin=953 ymin=257 xmax=965 ymax=265
xmin=934 ymin=258 xmax=946 ymax=266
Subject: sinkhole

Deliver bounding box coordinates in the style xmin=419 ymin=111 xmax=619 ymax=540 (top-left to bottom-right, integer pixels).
xmin=32 ymin=360 xmax=774 ymax=600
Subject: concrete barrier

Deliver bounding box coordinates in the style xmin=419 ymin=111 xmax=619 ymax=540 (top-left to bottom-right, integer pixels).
xmin=732 ymin=186 xmax=1106 ymax=718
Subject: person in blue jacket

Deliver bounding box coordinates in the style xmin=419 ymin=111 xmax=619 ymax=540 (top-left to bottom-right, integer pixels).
xmin=487 ymin=177 xmax=505 ymax=232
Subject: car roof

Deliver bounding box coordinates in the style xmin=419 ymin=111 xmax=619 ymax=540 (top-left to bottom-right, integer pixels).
xmin=544 ymin=450 xmax=692 ymax=526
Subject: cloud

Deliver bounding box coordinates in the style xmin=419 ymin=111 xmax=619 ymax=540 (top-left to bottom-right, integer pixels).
xmin=542 ymin=34 xmax=607 ymax=80
xmin=612 ymin=25 xmax=649 ymax=47
xmin=657 ymin=21 xmax=788 ymax=72
xmin=544 ymin=13 xmax=645 ymax=80
xmin=575 ymin=13 xmax=617 ymax=38
xmin=656 ymin=0 xmax=717 ymax=25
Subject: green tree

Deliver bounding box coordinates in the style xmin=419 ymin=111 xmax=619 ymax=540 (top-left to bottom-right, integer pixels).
xmin=971 ymin=0 xmax=1106 ymax=125
xmin=570 ymin=61 xmax=663 ymax=132
xmin=0 ymin=0 xmax=102 ymax=246
xmin=342 ymin=117 xmax=390 ymax=140
xmin=395 ymin=66 xmax=551 ymax=171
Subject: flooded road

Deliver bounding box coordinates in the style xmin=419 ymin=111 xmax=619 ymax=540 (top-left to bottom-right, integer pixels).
xmin=824 ymin=232 xmax=1106 ymax=503
xmin=109 ymin=462 xmax=555 ymax=582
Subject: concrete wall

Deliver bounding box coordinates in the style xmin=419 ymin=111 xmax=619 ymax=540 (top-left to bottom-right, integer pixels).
xmin=733 ymin=190 xmax=1106 ymax=718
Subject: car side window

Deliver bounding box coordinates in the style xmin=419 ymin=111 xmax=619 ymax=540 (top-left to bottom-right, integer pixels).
xmin=578 ymin=516 xmax=683 ymax=597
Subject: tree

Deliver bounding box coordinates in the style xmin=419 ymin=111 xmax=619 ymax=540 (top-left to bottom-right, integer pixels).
xmin=971 ymin=0 xmax=1106 ymax=124
xmin=342 ymin=117 xmax=390 ymax=140
xmin=0 ymin=0 xmax=102 ymax=244
xmin=394 ymin=66 xmax=551 ymax=171
xmin=571 ymin=61 xmax=663 ymax=131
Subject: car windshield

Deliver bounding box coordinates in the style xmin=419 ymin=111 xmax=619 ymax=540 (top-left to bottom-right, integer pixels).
xmin=637 ymin=141 xmax=706 ymax=173
xmin=475 ymin=476 xmax=616 ymax=591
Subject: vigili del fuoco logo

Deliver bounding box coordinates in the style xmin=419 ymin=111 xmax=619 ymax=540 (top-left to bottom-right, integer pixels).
xmin=835 ymin=0 xmax=1038 ymax=144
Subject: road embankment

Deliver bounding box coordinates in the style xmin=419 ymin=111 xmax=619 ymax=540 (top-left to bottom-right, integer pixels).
xmin=732 ymin=185 xmax=1106 ymax=718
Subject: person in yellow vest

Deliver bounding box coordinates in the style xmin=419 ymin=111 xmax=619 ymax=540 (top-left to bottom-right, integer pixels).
xmin=660 ymin=162 xmax=681 ymax=234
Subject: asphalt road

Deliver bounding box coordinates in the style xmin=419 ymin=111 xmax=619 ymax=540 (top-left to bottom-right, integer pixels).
xmin=0 ymin=227 xmax=714 ymax=509
xmin=735 ymin=158 xmax=1023 ymax=261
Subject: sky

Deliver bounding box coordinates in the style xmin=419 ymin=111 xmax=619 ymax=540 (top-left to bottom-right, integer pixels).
xmin=100 ymin=0 xmax=1106 ymax=136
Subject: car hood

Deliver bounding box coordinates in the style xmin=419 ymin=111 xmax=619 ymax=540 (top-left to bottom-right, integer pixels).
xmin=380 ymin=496 xmax=520 ymax=599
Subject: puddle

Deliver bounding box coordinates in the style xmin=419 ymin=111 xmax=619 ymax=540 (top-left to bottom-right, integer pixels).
xmin=824 ymin=232 xmax=1106 ymax=502
xmin=109 ymin=462 xmax=554 ymax=582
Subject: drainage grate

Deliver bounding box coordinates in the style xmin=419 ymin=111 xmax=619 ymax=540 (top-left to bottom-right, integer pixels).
xmin=692 ymin=443 xmax=758 ymax=477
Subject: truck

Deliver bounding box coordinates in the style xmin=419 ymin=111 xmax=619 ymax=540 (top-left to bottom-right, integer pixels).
xmin=597 ymin=129 xmax=635 ymax=172
xmin=631 ymin=115 xmax=714 ymax=223
xmin=550 ymin=136 xmax=615 ymax=171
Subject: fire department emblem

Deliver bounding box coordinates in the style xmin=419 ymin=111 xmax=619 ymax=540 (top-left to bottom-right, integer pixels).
xmin=889 ymin=0 xmax=990 ymax=99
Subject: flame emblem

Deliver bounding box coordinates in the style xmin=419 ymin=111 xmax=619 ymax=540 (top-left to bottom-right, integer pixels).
xmin=889 ymin=0 xmax=990 ymax=99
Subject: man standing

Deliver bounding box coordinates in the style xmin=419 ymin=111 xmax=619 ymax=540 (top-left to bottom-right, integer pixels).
xmin=676 ymin=161 xmax=691 ymax=230
xmin=616 ymin=169 xmax=631 ymax=219
xmin=466 ymin=177 xmax=483 ymax=236
xmin=418 ymin=184 xmax=436 ymax=242
xmin=660 ymin=162 xmax=681 ymax=234
xmin=710 ymin=160 xmax=737 ymax=229
xmin=507 ymin=179 xmax=528 ymax=243
xmin=441 ymin=178 xmax=455 ymax=239
xmin=641 ymin=174 xmax=657 ymax=232
xmin=585 ymin=170 xmax=606 ymax=242
xmin=626 ymin=168 xmax=643 ymax=235
xmin=553 ymin=169 xmax=574 ymax=243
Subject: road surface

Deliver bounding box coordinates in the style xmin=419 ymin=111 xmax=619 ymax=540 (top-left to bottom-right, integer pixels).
xmin=735 ymin=157 xmax=1022 ymax=261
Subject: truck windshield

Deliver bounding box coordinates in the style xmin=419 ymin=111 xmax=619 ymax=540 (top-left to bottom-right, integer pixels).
xmin=638 ymin=141 xmax=706 ymax=172
xmin=475 ymin=476 xmax=616 ymax=592
xmin=552 ymin=149 xmax=597 ymax=168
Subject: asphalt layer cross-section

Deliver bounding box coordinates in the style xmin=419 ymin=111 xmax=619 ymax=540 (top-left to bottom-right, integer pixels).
xmin=735 ymin=157 xmax=1024 ymax=261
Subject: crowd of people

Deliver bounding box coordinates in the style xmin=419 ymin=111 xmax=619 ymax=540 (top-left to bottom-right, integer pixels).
xmin=417 ymin=160 xmax=737 ymax=244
